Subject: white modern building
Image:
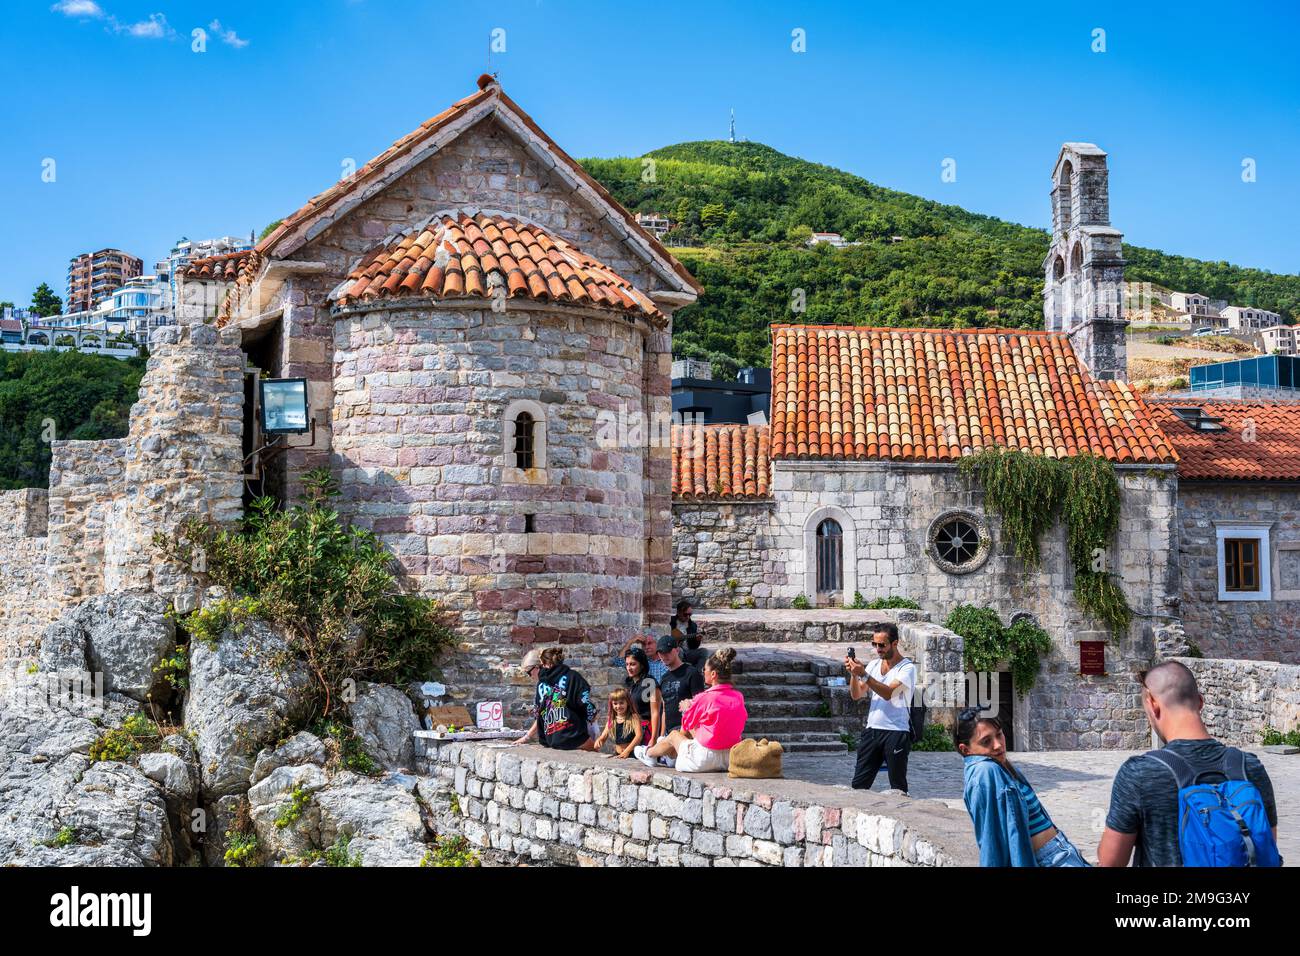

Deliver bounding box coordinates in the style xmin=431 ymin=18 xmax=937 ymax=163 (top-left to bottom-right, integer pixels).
xmin=157 ymin=234 xmax=254 ymax=304
xmin=1260 ymin=325 xmax=1298 ymax=356
xmin=1170 ymin=291 xmax=1215 ymax=316
xmin=1220 ymin=305 xmax=1282 ymax=332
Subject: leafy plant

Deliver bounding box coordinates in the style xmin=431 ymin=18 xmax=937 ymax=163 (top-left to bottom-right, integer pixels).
xmin=813 ymin=701 xmax=832 ymax=719
xmin=959 ymin=447 xmax=1131 ymax=636
xmin=912 ymin=724 xmax=956 ymax=752
xmin=314 ymin=718 xmax=381 ymax=776
xmin=89 ymin=712 xmax=160 ymax=762
xmin=420 ymin=835 xmax=480 ymax=867
xmin=1262 ymin=727 xmax=1300 ymax=747
xmin=275 ymin=786 xmax=312 ymax=829
xmin=223 ymin=830 xmax=258 ymax=867
xmin=156 ymin=469 xmax=456 ymax=718
xmin=37 ymin=826 xmax=77 ymax=849
xmin=945 ymin=605 xmax=1052 ymax=697
xmin=323 ymin=834 xmax=363 ymax=867
xmin=792 ymin=594 xmax=811 ymax=610
xmin=845 ymin=591 xmax=867 ymax=609
xmin=152 ymin=643 xmax=189 ymax=690
xmin=840 ymin=732 xmax=858 ymax=751
xmin=861 ymin=596 xmax=921 ymax=610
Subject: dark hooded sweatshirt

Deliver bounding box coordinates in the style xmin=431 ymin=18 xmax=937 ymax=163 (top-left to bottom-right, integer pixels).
xmin=534 ymin=663 xmax=596 ymax=750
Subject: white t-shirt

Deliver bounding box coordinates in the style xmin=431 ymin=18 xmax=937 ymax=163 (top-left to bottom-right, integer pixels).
xmin=865 ymin=657 xmax=916 ymax=732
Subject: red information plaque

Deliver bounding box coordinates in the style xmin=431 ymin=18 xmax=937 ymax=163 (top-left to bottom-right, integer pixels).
xmin=1079 ymin=641 xmax=1107 ymax=676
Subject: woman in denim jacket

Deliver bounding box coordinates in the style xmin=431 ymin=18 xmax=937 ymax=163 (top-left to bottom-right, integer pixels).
xmin=958 ymin=708 xmax=1090 ymax=867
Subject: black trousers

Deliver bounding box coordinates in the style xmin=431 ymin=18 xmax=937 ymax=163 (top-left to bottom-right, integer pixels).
xmin=851 ymin=728 xmax=911 ymax=793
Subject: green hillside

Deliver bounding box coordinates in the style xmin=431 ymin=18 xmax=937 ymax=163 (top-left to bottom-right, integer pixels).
xmin=581 ymin=141 xmax=1300 ymax=374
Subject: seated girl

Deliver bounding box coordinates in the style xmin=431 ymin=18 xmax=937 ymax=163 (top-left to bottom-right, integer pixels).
xmin=594 ymin=688 xmax=643 ymax=758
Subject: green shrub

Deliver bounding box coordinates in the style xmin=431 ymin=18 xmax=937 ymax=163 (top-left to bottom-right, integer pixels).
xmin=1262 ymin=727 xmax=1300 ymax=748
xmin=37 ymin=826 xmax=77 ymax=849
xmin=792 ymin=594 xmax=811 ymax=610
xmin=840 ymin=732 xmax=858 ymax=751
xmin=156 ymin=469 xmax=457 ymax=718
xmin=152 ymin=643 xmax=189 ymax=690
xmin=420 ymin=835 xmax=480 ymax=867
xmin=862 ymin=596 xmax=921 ymax=610
xmin=945 ymin=605 xmax=1052 ymax=697
xmin=912 ymin=724 xmax=956 ymax=752
xmin=323 ymin=834 xmax=363 ymax=867
xmin=275 ymin=786 xmax=312 ymax=829
xmin=314 ymin=718 xmax=381 ymax=776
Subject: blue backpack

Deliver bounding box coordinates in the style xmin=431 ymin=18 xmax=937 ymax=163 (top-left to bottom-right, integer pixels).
xmin=1145 ymin=747 xmax=1281 ymax=867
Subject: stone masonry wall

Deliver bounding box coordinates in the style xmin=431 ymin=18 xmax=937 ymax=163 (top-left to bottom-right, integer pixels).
xmin=672 ymin=501 xmax=784 ymax=607
xmin=1176 ymin=482 xmax=1300 ymax=664
xmin=415 ymin=740 xmax=977 ymax=867
xmin=103 ymin=322 xmax=245 ymax=603
xmin=0 ymin=489 xmax=53 ymax=666
xmin=768 ymin=461 xmax=1180 ymax=750
xmin=1176 ymin=657 xmax=1300 ymax=745
xmin=46 ymin=438 xmax=126 ymax=606
xmin=331 ymin=302 xmax=656 ymax=715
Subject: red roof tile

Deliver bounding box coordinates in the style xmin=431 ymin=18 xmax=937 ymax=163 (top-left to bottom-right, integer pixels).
xmin=672 ymin=424 xmax=771 ymax=499
xmin=334 ymin=212 xmax=663 ymax=321
xmin=1147 ymin=401 xmax=1300 ymax=480
xmin=770 ymin=325 xmax=1178 ymax=464
xmin=179 ymin=249 xmax=254 ymax=281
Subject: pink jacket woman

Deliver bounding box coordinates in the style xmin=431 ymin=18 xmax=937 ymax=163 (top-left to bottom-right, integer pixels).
xmin=682 ymin=682 xmax=748 ymax=751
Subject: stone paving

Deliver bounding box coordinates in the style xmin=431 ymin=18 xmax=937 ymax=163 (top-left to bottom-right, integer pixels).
xmin=783 ymin=749 xmax=1300 ymax=865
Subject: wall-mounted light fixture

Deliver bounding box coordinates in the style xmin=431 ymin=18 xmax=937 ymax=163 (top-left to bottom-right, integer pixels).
xmin=259 ymin=377 xmax=309 ymax=435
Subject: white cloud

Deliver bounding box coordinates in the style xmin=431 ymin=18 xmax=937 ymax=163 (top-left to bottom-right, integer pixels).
xmin=51 ymin=1 xmax=105 ymax=17
xmin=208 ymin=19 xmax=249 ymax=49
xmin=113 ymin=12 xmax=174 ymax=40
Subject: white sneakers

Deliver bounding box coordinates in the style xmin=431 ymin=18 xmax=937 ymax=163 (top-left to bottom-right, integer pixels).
xmin=633 ymin=745 xmax=657 ymax=768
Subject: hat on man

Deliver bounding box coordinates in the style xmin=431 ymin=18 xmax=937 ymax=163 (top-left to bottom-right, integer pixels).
xmin=655 ymin=634 xmax=678 ymax=654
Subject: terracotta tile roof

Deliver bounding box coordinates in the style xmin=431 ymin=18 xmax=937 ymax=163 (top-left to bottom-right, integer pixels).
xmin=179 ymin=249 xmax=253 ymax=281
xmin=672 ymin=424 xmax=771 ymax=499
xmin=257 ymin=74 xmax=701 ymax=298
xmin=770 ymin=324 xmax=1179 ymax=464
xmin=333 ymin=211 xmax=663 ymax=321
xmin=0 ymin=318 xmax=22 ymax=333
xmin=1147 ymin=401 xmax=1300 ymax=480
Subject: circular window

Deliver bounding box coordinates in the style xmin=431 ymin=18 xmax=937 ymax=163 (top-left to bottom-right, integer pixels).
xmin=927 ymin=510 xmax=990 ymax=575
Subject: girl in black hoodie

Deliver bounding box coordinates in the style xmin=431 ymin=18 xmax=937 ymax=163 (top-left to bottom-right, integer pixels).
xmin=514 ymin=647 xmax=598 ymax=751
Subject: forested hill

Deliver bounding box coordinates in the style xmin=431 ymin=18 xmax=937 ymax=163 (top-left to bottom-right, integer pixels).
xmin=581 ymin=141 xmax=1300 ymax=374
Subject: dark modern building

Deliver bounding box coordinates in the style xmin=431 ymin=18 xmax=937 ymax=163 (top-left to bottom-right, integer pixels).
xmin=671 ymin=360 xmax=771 ymax=424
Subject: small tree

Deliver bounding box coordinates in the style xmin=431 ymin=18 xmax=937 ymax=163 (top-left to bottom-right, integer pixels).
xmin=31 ymin=283 xmax=63 ymax=318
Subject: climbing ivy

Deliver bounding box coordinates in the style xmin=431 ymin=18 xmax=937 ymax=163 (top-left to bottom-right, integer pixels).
xmin=959 ymin=447 xmax=1131 ymax=637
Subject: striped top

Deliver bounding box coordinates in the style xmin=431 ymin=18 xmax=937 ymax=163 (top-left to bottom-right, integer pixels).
xmin=1011 ymin=768 xmax=1055 ymax=836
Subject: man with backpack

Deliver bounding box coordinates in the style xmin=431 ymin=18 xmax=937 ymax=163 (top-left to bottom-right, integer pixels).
xmin=844 ymin=623 xmax=919 ymax=794
xmin=1099 ymin=660 xmax=1280 ymax=867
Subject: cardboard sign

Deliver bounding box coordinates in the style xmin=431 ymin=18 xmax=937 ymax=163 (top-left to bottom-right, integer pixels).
xmin=1079 ymin=641 xmax=1107 ymax=676
xmin=476 ymin=700 xmax=504 ymax=730
xmin=425 ymin=705 xmax=475 ymax=730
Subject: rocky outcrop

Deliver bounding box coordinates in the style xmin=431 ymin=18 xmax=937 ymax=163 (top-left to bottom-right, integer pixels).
xmin=184 ymin=620 xmax=314 ymax=799
xmin=251 ymin=732 xmax=327 ymax=785
xmin=0 ymin=674 xmax=175 ymax=866
xmin=350 ymin=682 xmax=418 ymax=771
xmin=37 ymin=592 xmax=176 ymax=703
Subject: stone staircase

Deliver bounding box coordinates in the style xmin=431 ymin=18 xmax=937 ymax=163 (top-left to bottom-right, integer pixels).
xmin=732 ymin=654 xmax=850 ymax=754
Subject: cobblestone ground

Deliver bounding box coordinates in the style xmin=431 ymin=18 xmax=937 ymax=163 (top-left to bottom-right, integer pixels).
xmin=784 ymin=749 xmax=1300 ymax=865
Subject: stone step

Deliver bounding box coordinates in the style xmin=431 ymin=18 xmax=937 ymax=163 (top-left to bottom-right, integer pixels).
xmin=778 ymin=740 xmax=853 ymax=754
xmin=741 ymin=700 xmax=829 ymax=718
xmin=732 ymin=658 xmax=814 ymax=675
xmin=732 ymin=669 xmax=819 ymax=686
xmin=744 ymin=716 xmax=843 ymax=735
xmin=729 ymin=683 xmax=823 ymax=702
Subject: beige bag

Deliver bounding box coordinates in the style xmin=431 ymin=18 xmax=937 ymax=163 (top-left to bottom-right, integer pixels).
xmin=728 ymin=738 xmax=784 ymax=779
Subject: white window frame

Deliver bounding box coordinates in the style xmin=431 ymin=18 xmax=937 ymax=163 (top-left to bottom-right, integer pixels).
xmin=1215 ymin=523 xmax=1272 ymax=602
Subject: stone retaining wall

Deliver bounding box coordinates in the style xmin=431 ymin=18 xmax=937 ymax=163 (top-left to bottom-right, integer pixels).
xmin=672 ymin=501 xmax=784 ymax=607
xmin=1176 ymin=657 xmax=1300 ymax=745
xmin=415 ymin=739 xmax=977 ymax=867
xmin=0 ymin=489 xmax=53 ymax=665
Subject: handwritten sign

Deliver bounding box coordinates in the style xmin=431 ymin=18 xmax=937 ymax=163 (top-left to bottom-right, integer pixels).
xmin=476 ymin=700 xmax=504 ymax=730
xmin=1079 ymin=641 xmax=1107 ymax=676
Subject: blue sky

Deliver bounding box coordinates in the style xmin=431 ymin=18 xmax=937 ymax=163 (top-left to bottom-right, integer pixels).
xmin=2 ymin=0 xmax=1298 ymax=306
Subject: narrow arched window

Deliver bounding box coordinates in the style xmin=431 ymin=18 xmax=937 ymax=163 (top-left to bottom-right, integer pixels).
xmin=514 ymin=411 xmax=535 ymax=469
xmin=816 ymin=518 xmax=843 ymax=595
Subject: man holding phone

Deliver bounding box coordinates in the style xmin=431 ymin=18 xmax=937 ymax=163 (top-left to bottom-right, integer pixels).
xmin=844 ymin=624 xmax=916 ymax=794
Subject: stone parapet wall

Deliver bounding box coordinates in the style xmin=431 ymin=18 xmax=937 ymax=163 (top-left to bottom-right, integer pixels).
xmin=0 ymin=489 xmax=53 ymax=664
xmin=415 ymin=740 xmax=977 ymax=867
xmin=672 ymin=501 xmax=784 ymax=607
xmin=1176 ymin=482 xmax=1300 ymax=664
xmin=1175 ymin=657 xmax=1300 ymax=745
